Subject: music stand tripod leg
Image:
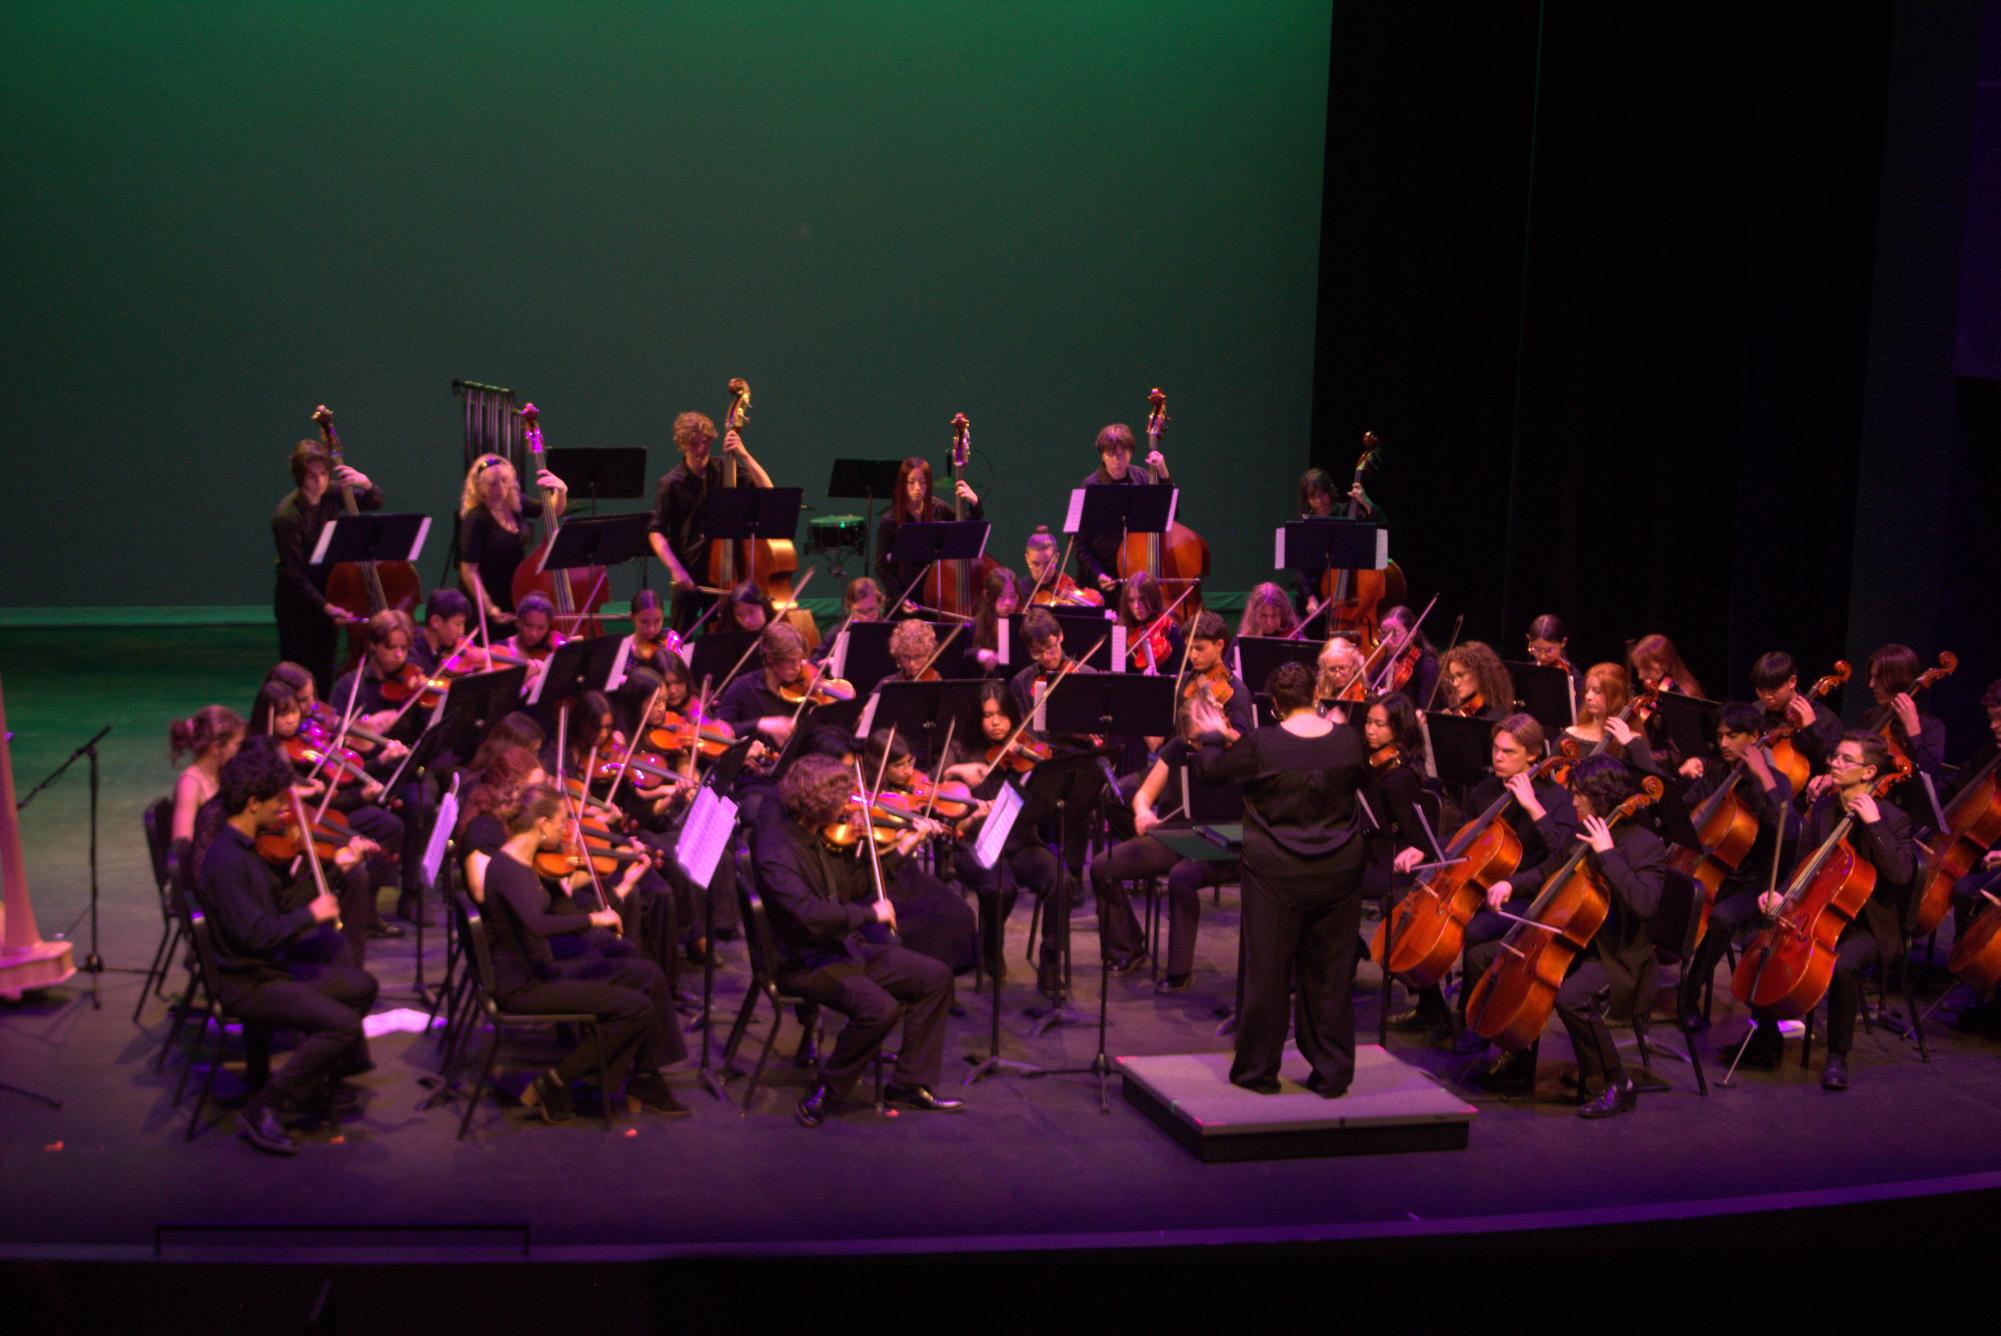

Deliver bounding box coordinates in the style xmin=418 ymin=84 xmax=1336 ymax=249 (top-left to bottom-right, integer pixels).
xmin=964 ymin=859 xmax=1045 ymax=1084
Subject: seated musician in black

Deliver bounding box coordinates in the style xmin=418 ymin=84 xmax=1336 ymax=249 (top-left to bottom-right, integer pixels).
xmin=1388 ymin=714 xmax=1578 ymax=1045
xmin=1867 ymin=643 xmax=1948 ymax=835
xmin=483 ymin=785 xmax=690 ymax=1121
xmin=193 ymin=740 xmax=379 ymax=1156
xmin=1673 ymin=702 xmax=1797 ymax=1029
xmin=408 ymin=588 xmax=471 ymax=676
xmin=1750 ymin=651 xmax=1842 ymax=778
xmin=1360 ymin=694 xmax=1436 ymax=903
xmin=1948 ymin=680 xmax=2001 ymax=1031
xmin=715 ymin=622 xmax=814 ymax=757
xmin=1462 ymin=754 xmax=1666 ymax=1116
xmin=1736 ymin=731 xmax=1916 ymax=1090
xmin=751 ymin=754 xmax=964 ymax=1126
xmin=856 ymin=729 xmax=978 ymax=976
xmin=1006 ymin=608 xmax=1099 ymax=889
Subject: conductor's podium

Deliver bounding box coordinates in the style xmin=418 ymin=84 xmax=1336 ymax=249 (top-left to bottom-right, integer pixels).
xmin=1117 ymin=1043 xmax=1475 ymax=1163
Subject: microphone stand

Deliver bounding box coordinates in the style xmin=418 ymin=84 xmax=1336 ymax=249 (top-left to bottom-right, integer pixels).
xmin=18 ymin=725 xmax=112 ymax=1010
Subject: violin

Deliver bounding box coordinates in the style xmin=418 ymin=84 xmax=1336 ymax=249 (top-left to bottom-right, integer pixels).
xmin=905 ymin=770 xmax=978 ymax=822
xmin=378 ymin=661 xmax=453 ymax=711
xmin=1732 ymin=758 xmax=1911 ymax=1018
xmin=595 ymin=751 xmax=693 ymax=794
xmin=511 ymin=628 xmax=567 ymax=662
xmin=985 ymin=735 xmax=1052 ymax=774
xmin=1372 ymin=746 xmax=1575 ymax=985
xmin=301 ymin=704 xmax=392 ymax=755
xmin=1030 ymin=571 xmax=1105 ymax=608
xmin=819 ymin=790 xmax=923 ymax=851
xmin=1463 ymin=777 xmax=1664 ymax=1051
xmin=1387 ymin=644 xmax=1419 ymax=693
xmin=257 ymin=801 xmax=362 ymax=865
xmin=1764 ymin=661 xmax=1849 ymax=794
xmin=282 ymin=732 xmax=370 ymax=790
xmin=647 ymin=710 xmax=736 ymax=759
xmin=1450 ymin=692 xmax=1486 ymax=720
xmin=630 ymin=629 xmax=685 ymax=668
xmin=1182 ymin=662 xmax=1234 ymax=707
xmin=510 ymin=404 xmax=609 ymax=637
xmin=779 ymin=665 xmax=856 ymax=707
xmin=1317 ymin=430 xmax=1407 ymax=656
xmin=1369 ymin=743 xmax=1401 ymax=772
xmin=533 ymin=816 xmax=650 ymax=881
xmin=312 ymin=405 xmax=420 ymax=666
xmin=1115 ymin=387 xmax=1209 ymax=622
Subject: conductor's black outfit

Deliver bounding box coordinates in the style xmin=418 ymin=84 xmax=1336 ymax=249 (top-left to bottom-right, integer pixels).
xmin=1195 ymin=719 xmax=1368 ymax=1095
xmin=750 ymin=809 xmax=953 ymax=1099
xmin=272 ymin=479 xmax=381 ymax=697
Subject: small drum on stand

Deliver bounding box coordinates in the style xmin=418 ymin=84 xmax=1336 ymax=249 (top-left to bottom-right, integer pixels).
xmin=807 ymin=514 xmax=866 ymax=578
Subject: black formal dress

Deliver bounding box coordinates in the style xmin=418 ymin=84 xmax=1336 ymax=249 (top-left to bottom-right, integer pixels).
xmin=1195 ymin=719 xmax=1368 ymax=1094
xmin=458 ymin=501 xmax=542 ymax=617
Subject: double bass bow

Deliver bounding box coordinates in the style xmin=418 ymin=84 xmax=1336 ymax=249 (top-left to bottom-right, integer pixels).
xmin=511 ymin=404 xmax=608 ymax=638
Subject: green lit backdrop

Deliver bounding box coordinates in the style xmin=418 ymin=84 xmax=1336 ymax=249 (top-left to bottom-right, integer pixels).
xmin=3 ymin=2 xmax=1330 ymax=610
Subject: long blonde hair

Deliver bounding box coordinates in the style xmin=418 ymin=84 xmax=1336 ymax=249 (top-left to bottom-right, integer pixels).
xmin=459 ymin=454 xmax=517 ymax=518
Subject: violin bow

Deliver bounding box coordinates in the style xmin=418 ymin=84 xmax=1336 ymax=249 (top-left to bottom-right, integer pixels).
xmin=915 ymin=621 xmax=966 ymax=679
xmin=601 ymin=681 xmax=666 ymax=808
xmin=1366 ymin=593 xmax=1439 ymax=696
xmin=849 ymin=754 xmax=899 ymax=937
xmin=919 ymin=718 xmax=957 ymax=824
xmin=1422 ymin=614 xmax=1465 ymax=713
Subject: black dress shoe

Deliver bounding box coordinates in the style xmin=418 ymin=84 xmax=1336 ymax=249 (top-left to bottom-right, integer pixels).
xmin=793 ymin=1035 xmax=820 ymax=1069
xmin=520 ymin=1070 xmax=575 ymax=1124
xmin=796 ymin=1081 xmax=832 ymax=1128
xmin=1579 ymin=1079 xmax=1637 ymax=1119
xmin=367 ymin=917 xmax=403 ymax=940
xmin=1733 ymin=1029 xmax=1782 ymax=1071
xmin=1302 ymin=1071 xmax=1349 ymax=1099
xmin=1472 ymin=1052 xmax=1533 ymax=1093
xmin=1155 ymin=974 xmax=1192 ymax=994
xmin=884 ymin=1083 xmax=966 ymax=1112
xmin=1387 ymin=1006 xmax=1447 ymax=1032
xmin=1678 ymin=1010 xmax=1711 ymax=1033
xmin=627 ymin=1072 xmax=693 ymax=1118
xmin=239 ymin=1104 xmax=300 ymax=1156
xmin=1107 ymin=954 xmax=1147 ymax=977
xmin=1821 ymin=1054 xmax=1850 ymax=1091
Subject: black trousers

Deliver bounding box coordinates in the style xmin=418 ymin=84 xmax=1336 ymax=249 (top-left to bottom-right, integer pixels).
xmin=503 ymin=952 xmax=683 ymax=1087
xmin=952 ymin=842 xmax=1062 ymax=978
xmin=340 ymin=800 xmax=406 ymax=900
xmin=1752 ymin=925 xmax=1879 ymax=1056
xmin=1090 ymin=836 xmax=1236 ymax=979
xmin=1407 ymin=903 xmax=1516 ymax=1024
xmin=276 ymin=866 xmax=373 ymax=969
xmin=215 ymin=960 xmax=377 ymax=1103
xmin=669 ymin=589 xmax=719 ymax=637
xmin=889 ymin=860 xmax=979 ymax=975
xmin=275 ymin=596 xmax=340 ymax=700
xmin=1554 ymin=958 xmax=1626 ymax=1089
xmin=1679 ymin=887 xmax=1764 ymax=1012
xmin=1233 ymin=834 xmax=1365 ymax=1093
xmin=782 ymin=943 xmax=952 ymax=1099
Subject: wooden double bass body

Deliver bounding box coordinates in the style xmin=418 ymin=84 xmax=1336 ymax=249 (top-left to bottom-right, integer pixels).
xmin=313 ymin=405 xmax=420 ymax=665
xmin=1913 ymin=750 xmax=2001 ymax=936
xmin=704 ymin=377 xmax=805 ymax=622
xmin=510 ymin=404 xmax=608 ymax=637
xmin=1116 ymin=388 xmax=1209 ymax=621
xmin=1317 ymin=430 xmax=1406 ymax=656
xmin=925 ymin=412 xmax=999 ymax=619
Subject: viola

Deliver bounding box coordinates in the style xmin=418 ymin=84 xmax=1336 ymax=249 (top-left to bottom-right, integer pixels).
xmin=1371 ymin=746 xmax=1575 ymax=986
xmin=312 ymin=405 xmax=420 ymax=666
xmin=257 ymin=802 xmax=362 ymax=865
xmin=1764 ymin=661 xmax=1849 ymax=794
xmin=1115 ymin=387 xmax=1210 ymax=622
xmin=1913 ymin=748 xmax=2001 ymax=935
xmin=1316 ymin=430 xmax=1408 ymax=657
xmin=1732 ymin=761 xmax=1911 ymax=1018
xmin=1463 ymin=778 xmax=1664 ymax=1051
xmin=510 ymin=404 xmax=609 ymax=637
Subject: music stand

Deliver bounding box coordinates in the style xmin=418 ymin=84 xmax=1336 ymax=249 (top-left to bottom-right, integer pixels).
xmin=836 ymin=620 xmax=970 ymax=696
xmin=888 ymin=520 xmax=991 ymax=612
xmin=527 ymin=633 xmax=630 ymax=717
xmin=1046 ymin=607 xmax=1120 ymax=671
xmin=703 ymin=487 xmax=804 ymax=589
xmin=1504 ymin=660 xmax=1575 ymax=733
xmin=856 ymin=679 xmax=987 ymax=769
xmin=1276 ymin=517 xmax=1385 ymax=578
xmin=1235 ymin=636 xmax=1323 ymax=721
xmin=1042 ymin=672 xmax=1177 ymax=742
xmin=826 ymin=458 xmax=904 ymax=573
xmin=1652 ymin=691 xmax=1721 ymax=767
xmin=1421 ymin=711 xmax=1494 ymax=792
xmin=308 ymin=512 xmax=431 ymax=569
xmin=687 ymin=630 xmax=764 ymax=695
xmin=423 ymin=667 xmax=530 ymax=768
xmin=1068 ymin=484 xmax=1175 ymax=577
xmin=545 ymin=448 xmax=649 ymax=508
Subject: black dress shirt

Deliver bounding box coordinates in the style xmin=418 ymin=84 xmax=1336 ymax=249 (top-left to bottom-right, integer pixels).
xmin=272 ymin=483 xmax=382 ymax=609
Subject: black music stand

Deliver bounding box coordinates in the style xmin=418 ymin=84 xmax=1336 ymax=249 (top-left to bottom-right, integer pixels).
xmin=1070 ymin=483 xmax=1175 ymax=584
xmin=527 ymin=633 xmax=630 ymax=717
xmin=1421 ymin=712 xmax=1494 ymax=793
xmin=1045 ymin=607 xmax=1120 ymax=671
xmin=1504 ymin=660 xmax=1575 ymax=733
xmin=834 ymin=620 xmax=975 ymax=696
xmin=1277 ymin=517 xmax=1385 ymax=577
xmin=1041 ymin=671 xmax=1177 ymax=743
xmin=1235 ymin=636 xmax=1323 ymax=721
xmin=405 ymin=666 xmax=529 ymax=778
xmin=1652 ymin=691 xmax=1721 ymax=768
xmin=545 ymin=448 xmax=649 ymax=508
xmin=687 ymin=630 xmax=765 ymax=695
xmin=859 ymin=679 xmax=987 ymax=770
xmin=826 ymin=458 xmax=904 ymax=573
xmin=308 ymin=512 xmax=431 ymax=570
xmin=533 ymin=512 xmax=653 ymax=577
xmin=888 ymin=520 xmax=991 ymax=614
xmin=702 ymin=487 xmax=804 ymax=589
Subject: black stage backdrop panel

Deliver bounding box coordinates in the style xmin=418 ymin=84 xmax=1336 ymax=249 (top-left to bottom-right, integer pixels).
xmin=1316 ymin=5 xmax=1893 ymax=698
xmin=1 ymin=3 xmax=1332 ymax=608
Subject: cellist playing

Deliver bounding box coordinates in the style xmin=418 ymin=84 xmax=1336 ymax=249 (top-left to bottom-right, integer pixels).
xmin=1735 ymin=731 xmax=1915 ymax=1089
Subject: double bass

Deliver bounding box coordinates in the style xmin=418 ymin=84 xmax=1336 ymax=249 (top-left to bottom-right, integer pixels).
xmin=928 ymin=412 xmax=999 ymax=618
xmin=705 ymin=378 xmax=805 ymax=627
xmin=1730 ymin=759 xmax=1910 ymax=1018
xmin=1116 ymin=387 xmax=1209 ymax=622
xmin=1463 ymin=777 xmax=1663 ymax=1052
xmin=510 ymin=404 xmax=608 ymax=637
xmin=313 ymin=405 xmax=419 ymax=664
xmin=1318 ymin=430 xmax=1406 ymax=657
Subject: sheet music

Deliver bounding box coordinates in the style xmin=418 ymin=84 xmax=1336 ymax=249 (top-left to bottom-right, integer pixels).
xmin=308 ymin=523 xmax=337 ymax=567
xmin=854 ymin=689 xmax=880 ymax=740
xmin=1273 ymin=526 xmax=1289 ymax=570
xmin=1062 ymin=488 xmax=1087 ymax=536
xmin=408 ymin=516 xmax=432 ymax=562
xmin=829 ymin=626 xmax=851 ymax=681
xmin=1110 ymin=625 xmax=1127 ymax=669
xmin=608 ymin=636 xmax=632 ymax=695
xmin=1164 ymin=486 xmax=1179 ymax=530
xmin=675 ymin=785 xmax=740 ymax=890
xmin=1374 ymin=526 xmax=1389 ymax=569
xmin=996 ymin=616 xmax=1010 ymax=667
xmin=1030 ymin=678 xmax=1047 ymax=732
xmin=974 ymin=781 xmax=1024 ymax=870
xmin=421 ymin=781 xmax=460 ymax=890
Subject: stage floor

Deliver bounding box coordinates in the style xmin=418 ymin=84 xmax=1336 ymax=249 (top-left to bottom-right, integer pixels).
xmin=4 ymin=627 xmax=2001 ymax=1263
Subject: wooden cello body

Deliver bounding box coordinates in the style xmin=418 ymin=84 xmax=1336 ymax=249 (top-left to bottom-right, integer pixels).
xmin=510 ymin=404 xmax=608 ymax=637
xmin=1116 ymin=388 xmax=1209 ymax=621
xmin=1948 ymin=898 xmax=2001 ymax=990
xmin=1764 ymin=661 xmax=1849 ymax=795
xmin=1667 ymin=765 xmax=1762 ymax=941
xmin=1913 ymin=752 xmax=2001 ymax=935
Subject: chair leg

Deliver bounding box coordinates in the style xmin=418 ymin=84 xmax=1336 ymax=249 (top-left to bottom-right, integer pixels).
xmin=1801 ymin=1008 xmax=1814 ymax=1070
xmin=741 ymin=985 xmax=784 ymax=1115
xmin=184 ymin=1021 xmax=223 ymax=1142
xmin=1683 ymin=1023 xmax=1708 ymax=1096
xmin=720 ymin=977 xmax=763 ymax=1072
xmin=457 ymin=1030 xmax=502 ymax=1141
xmin=591 ymin=1023 xmax=612 ymax=1129
xmin=132 ymin=922 xmax=172 ymax=1022
xmin=1903 ymin=951 xmax=1929 ymax=1063
xmin=156 ymin=974 xmax=199 ymax=1074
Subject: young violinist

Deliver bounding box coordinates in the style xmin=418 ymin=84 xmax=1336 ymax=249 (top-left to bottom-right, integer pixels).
xmin=875 ymin=455 xmax=981 ymax=611
xmin=1525 ymin=613 xmax=1584 ymax=709
xmin=484 ymin=785 xmax=691 ymax=1122
xmin=818 ymin=577 xmax=886 ymax=656
xmin=1673 ymin=702 xmax=1798 ymax=1029
xmin=1750 ymin=650 xmax=1842 ymax=778
xmin=169 ymin=706 xmax=245 ymax=847
xmin=1315 ymin=636 xmax=1367 ymax=723
xmin=1465 ymin=754 xmax=1667 ymax=1115
xmin=720 ymin=581 xmax=776 ymax=636
xmin=1237 ymin=581 xmax=1301 ymax=641
xmin=408 ymin=588 xmax=472 ymax=676
xmin=944 ymin=681 xmax=1068 ymax=986
xmin=750 ymin=753 xmax=965 ymax=1126
xmin=621 ymin=589 xmax=680 ymax=676
xmin=328 ymin=611 xmax=423 ymax=751
xmin=971 ymin=566 xmax=1026 ymax=673
xmin=1188 ymin=661 xmax=1368 ymax=1097
xmin=1389 ymin=714 xmax=1579 ymax=1043
xmin=507 ymin=593 xmax=564 ymax=660
xmin=714 ymin=622 xmax=817 ymax=754
xmin=1866 ymin=643 xmax=1947 ymax=831
xmin=1378 ymin=605 xmax=1440 ymax=711
xmin=1360 ymin=694 xmax=1436 ymax=903
xmin=272 ymin=438 xmax=383 ymax=697
xmin=1736 ymin=731 xmax=1915 ymax=1089
xmin=1006 ymin=608 xmax=1100 ymax=895
xmin=857 ymin=729 xmax=979 ymax=976
xmin=1627 ymin=633 xmax=1705 ymax=702
xmin=647 ymin=408 xmax=773 ymax=634
xmin=1088 ymin=694 xmax=1243 ymax=991
xmin=457 ymin=451 xmax=568 ymax=625
xmin=1075 ymin=423 xmax=1168 ymax=598
xmin=1024 ymin=525 xmax=1102 ymax=607
xmin=888 ymin=617 xmax=941 ymax=684
xmin=1437 ymin=641 xmax=1513 ymax=723
xmin=193 ymin=739 xmax=380 ymax=1155
xmin=1119 ymin=571 xmax=1182 ymax=675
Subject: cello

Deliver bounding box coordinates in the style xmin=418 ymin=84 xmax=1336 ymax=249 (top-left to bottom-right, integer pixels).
xmin=312 ymin=405 xmax=419 ymax=664
xmin=1463 ymin=777 xmax=1663 ymax=1052
xmin=511 ymin=404 xmax=608 ymax=638
xmin=1867 ymin=650 xmax=1956 ymax=772
xmin=1116 ymin=387 xmax=1209 ymax=622
xmin=1765 ymin=660 xmax=1849 ymax=794
xmin=1318 ymin=430 xmax=1406 ymax=657
xmin=1371 ymin=746 xmax=1574 ymax=988
xmin=1730 ymin=758 xmax=1910 ymax=1018
xmin=1947 ymin=890 xmax=2001 ymax=991
xmin=1667 ymin=731 xmax=1787 ymax=940
xmin=1912 ymin=746 xmax=2001 ymax=935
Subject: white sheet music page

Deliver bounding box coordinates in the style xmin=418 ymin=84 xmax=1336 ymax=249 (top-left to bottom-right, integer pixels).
xmin=421 ymin=781 xmax=461 ymax=889
xmin=973 ymin=781 xmax=1024 ymax=870
xmin=675 ymin=786 xmax=739 ymax=890
xmin=1062 ymin=488 xmax=1087 ymax=535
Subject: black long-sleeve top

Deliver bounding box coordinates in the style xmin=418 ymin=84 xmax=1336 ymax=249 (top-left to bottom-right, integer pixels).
xmin=649 ymin=458 xmax=743 ymax=585
xmin=1683 ymin=756 xmax=1797 ymax=892
xmin=458 ymin=502 xmax=543 ymax=615
xmin=1390 ymin=649 xmax=1442 ymax=714
xmin=1460 ymin=772 xmax=1579 ymax=900
xmin=750 ymin=808 xmax=882 ymax=972
xmin=1795 ymin=789 xmax=1915 ymax=961
xmin=1508 ymin=822 xmax=1666 ymax=990
xmin=1073 ymin=463 xmax=1165 ymax=590
xmin=1760 ymin=698 xmax=1843 ymax=773
xmin=272 ymin=483 xmax=382 ymax=610
xmin=482 ymin=849 xmax=594 ymax=995
xmin=194 ymin=825 xmax=321 ymax=978
xmin=1194 ymin=722 xmax=1366 ymax=859
xmin=715 ymin=672 xmax=791 ymax=734
xmin=875 ymin=497 xmax=985 ymax=604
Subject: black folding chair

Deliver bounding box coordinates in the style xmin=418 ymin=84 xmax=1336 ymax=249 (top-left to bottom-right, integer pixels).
xmin=1627 ymin=867 xmax=1709 ymax=1095
xmin=449 ymin=893 xmax=613 ymax=1139
xmin=178 ymin=910 xmax=272 ymax=1142
xmin=135 ymin=798 xmax=183 ymax=1022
